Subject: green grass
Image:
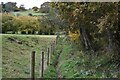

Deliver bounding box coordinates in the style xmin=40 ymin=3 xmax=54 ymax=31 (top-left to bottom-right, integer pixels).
xmin=44 ymin=38 xmax=63 ymax=78
xmin=44 ymin=64 xmax=57 ymax=78
xmin=58 ymin=40 xmax=120 ymax=78
xmin=44 ymin=37 xmax=120 ymax=78
xmin=0 ymin=34 xmax=2 ymax=78
xmin=2 ymin=34 xmax=56 ymax=78
xmin=2 ymin=34 xmax=120 ymax=78
xmin=12 ymin=10 xmax=48 ymax=16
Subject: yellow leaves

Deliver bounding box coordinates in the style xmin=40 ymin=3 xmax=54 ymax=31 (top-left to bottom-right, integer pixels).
xmin=16 ymin=16 xmax=39 ymax=29
xmin=2 ymin=13 xmax=40 ymax=31
xmin=17 ymin=16 xmax=37 ymax=21
xmin=68 ymin=30 xmax=80 ymax=42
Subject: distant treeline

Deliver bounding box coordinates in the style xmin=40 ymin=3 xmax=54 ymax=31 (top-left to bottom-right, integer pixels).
xmin=0 ymin=2 xmax=51 ymax=13
xmin=1 ymin=13 xmax=55 ymax=35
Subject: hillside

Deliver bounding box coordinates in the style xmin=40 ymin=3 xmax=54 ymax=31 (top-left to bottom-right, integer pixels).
xmin=2 ymin=34 xmax=56 ymax=78
xmin=1 ymin=34 xmax=120 ymax=78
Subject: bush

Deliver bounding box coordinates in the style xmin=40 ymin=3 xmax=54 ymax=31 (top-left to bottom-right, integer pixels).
xmin=42 ymin=32 xmax=45 ymax=35
xmin=28 ymin=30 xmax=32 ymax=34
xmin=21 ymin=31 xmax=26 ymax=34
xmin=45 ymin=32 xmax=49 ymax=35
xmin=28 ymin=13 xmax=32 ymax=16
xmin=50 ymin=32 xmax=54 ymax=35
xmin=38 ymin=30 xmax=42 ymax=35
xmin=32 ymin=31 xmax=35 ymax=34
xmin=12 ymin=31 xmax=15 ymax=34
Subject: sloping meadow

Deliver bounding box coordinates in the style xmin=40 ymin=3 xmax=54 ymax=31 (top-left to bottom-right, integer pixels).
xmin=2 ymin=34 xmax=56 ymax=78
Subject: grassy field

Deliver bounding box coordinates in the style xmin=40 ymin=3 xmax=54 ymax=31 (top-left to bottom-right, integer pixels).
xmin=2 ymin=34 xmax=56 ymax=78
xmin=12 ymin=10 xmax=48 ymax=16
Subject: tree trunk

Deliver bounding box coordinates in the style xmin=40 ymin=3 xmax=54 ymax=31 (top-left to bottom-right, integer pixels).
xmin=80 ymin=27 xmax=86 ymax=51
xmin=106 ymin=27 xmax=113 ymax=51
xmin=80 ymin=27 xmax=94 ymax=52
xmin=106 ymin=27 xmax=120 ymax=65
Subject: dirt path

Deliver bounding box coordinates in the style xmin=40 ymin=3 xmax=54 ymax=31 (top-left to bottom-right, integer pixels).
xmin=55 ymin=50 xmax=63 ymax=79
xmin=54 ymin=39 xmax=65 ymax=79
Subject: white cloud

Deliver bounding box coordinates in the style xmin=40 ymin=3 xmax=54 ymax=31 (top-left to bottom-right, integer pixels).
xmin=1 ymin=0 xmax=50 ymax=9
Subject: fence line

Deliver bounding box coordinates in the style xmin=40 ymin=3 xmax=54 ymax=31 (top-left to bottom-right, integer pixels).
xmin=30 ymin=36 xmax=59 ymax=78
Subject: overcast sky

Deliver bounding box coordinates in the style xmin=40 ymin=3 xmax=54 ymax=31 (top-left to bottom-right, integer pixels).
xmin=0 ymin=0 xmax=50 ymax=9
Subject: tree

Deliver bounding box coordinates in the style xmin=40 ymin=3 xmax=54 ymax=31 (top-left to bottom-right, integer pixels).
xmin=32 ymin=6 xmax=39 ymax=11
xmin=17 ymin=16 xmax=40 ymax=33
xmin=19 ymin=4 xmax=26 ymax=11
xmin=40 ymin=2 xmax=50 ymax=13
xmin=51 ymin=2 xmax=94 ymax=51
xmin=2 ymin=14 xmax=14 ymax=33
xmin=50 ymin=2 xmax=119 ymax=54
xmin=38 ymin=7 xmax=68 ymax=35
xmin=2 ymin=13 xmax=40 ymax=34
xmin=2 ymin=13 xmax=22 ymax=33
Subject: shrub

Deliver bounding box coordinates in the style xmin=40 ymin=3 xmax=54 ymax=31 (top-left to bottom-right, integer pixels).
xmin=38 ymin=30 xmax=42 ymax=35
xmin=45 ymin=32 xmax=49 ymax=35
xmin=32 ymin=31 xmax=35 ymax=34
xmin=12 ymin=31 xmax=15 ymax=34
xmin=50 ymin=32 xmax=54 ymax=35
xmin=28 ymin=30 xmax=32 ymax=34
xmin=21 ymin=31 xmax=26 ymax=34
xmin=28 ymin=13 xmax=32 ymax=16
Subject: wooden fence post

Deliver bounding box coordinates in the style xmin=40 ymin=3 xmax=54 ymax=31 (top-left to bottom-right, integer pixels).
xmin=41 ymin=51 xmax=44 ymax=78
xmin=53 ymin=42 xmax=54 ymax=54
xmin=31 ymin=51 xmax=35 ymax=80
xmin=56 ymin=34 xmax=59 ymax=45
xmin=47 ymin=48 xmax=49 ymax=66
xmin=51 ymin=44 xmax=53 ymax=54
xmin=56 ymin=37 xmax=58 ymax=45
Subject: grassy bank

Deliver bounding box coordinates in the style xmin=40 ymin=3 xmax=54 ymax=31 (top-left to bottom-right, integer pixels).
xmin=0 ymin=34 xmax=2 ymax=78
xmin=2 ymin=34 xmax=56 ymax=78
xmin=44 ymin=37 xmax=120 ymax=78
xmin=44 ymin=37 xmax=63 ymax=78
